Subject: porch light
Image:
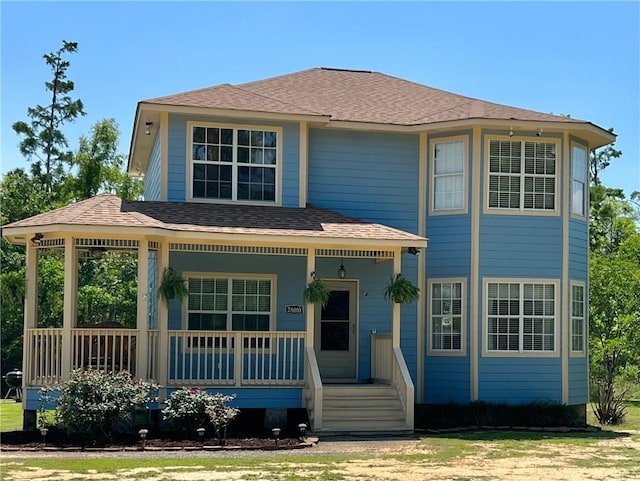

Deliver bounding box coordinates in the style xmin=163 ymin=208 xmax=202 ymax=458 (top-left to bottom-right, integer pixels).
xmin=31 ymin=232 xmax=44 ymax=246
xmin=144 ymin=121 xmax=153 ymax=136
xmin=408 ymin=247 xmax=420 ymax=255
xmin=338 ymin=259 xmax=346 ymax=279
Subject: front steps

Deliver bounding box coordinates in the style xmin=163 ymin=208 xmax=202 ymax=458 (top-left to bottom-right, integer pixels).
xmin=312 ymin=384 xmax=412 ymax=435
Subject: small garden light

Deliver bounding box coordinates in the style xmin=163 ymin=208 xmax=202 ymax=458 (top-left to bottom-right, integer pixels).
xmin=39 ymin=427 xmax=48 ymax=447
xmin=271 ymin=427 xmax=281 ymax=446
xmin=297 ymin=423 xmax=307 ymax=441
xmin=138 ymin=428 xmax=148 ymax=450
xmin=196 ymin=427 xmax=206 ymax=446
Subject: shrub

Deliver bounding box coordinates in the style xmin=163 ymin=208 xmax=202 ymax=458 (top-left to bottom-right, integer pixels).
xmin=162 ymin=387 xmax=240 ymax=440
xmin=49 ymin=369 xmax=158 ymax=442
xmin=592 ymin=381 xmax=628 ymax=425
xmin=206 ymin=393 xmax=240 ymax=445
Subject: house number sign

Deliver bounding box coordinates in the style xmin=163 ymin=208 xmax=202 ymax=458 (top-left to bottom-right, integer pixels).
xmin=285 ymin=305 xmax=304 ymax=314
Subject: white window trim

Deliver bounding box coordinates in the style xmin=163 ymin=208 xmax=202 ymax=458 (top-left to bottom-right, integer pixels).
xmin=182 ymin=272 xmax=277 ymax=332
xmin=427 ymin=278 xmax=467 ymax=356
xmin=570 ymin=280 xmax=587 ymax=357
xmin=185 ymin=121 xmax=283 ymax=206
xmin=570 ymin=142 xmax=588 ymax=220
xmin=428 ymin=135 xmax=468 ymax=216
xmin=482 ymin=277 xmax=560 ymax=358
xmin=483 ymin=135 xmax=560 ymax=216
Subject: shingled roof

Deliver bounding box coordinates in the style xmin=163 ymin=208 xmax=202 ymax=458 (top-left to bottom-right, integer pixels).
xmin=143 ymin=67 xmax=584 ymax=126
xmin=2 ymin=194 xmax=426 ymax=246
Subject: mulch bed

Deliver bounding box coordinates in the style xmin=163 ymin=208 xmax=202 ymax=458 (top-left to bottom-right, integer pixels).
xmin=0 ymin=428 xmax=317 ymax=452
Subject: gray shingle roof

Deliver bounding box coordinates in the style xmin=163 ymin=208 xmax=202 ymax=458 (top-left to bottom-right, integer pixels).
xmin=144 ymin=67 xmax=584 ymax=126
xmin=3 ymin=194 xmax=425 ymax=244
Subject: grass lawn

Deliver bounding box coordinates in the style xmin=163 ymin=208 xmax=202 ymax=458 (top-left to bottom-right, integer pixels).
xmin=0 ymin=402 xmax=638 ymax=480
xmin=0 ymin=400 xmax=23 ymax=432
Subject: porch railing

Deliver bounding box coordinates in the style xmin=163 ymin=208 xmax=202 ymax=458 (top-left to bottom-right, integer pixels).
xmin=304 ymin=347 xmax=323 ymax=430
xmin=25 ymin=328 xmax=63 ymax=386
xmin=167 ymin=330 xmax=305 ymax=387
xmin=391 ymin=346 xmax=414 ymax=430
xmin=72 ymin=328 xmax=138 ymax=375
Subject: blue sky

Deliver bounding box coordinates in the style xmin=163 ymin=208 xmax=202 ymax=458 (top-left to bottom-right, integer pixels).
xmin=1 ymin=1 xmax=638 ymax=197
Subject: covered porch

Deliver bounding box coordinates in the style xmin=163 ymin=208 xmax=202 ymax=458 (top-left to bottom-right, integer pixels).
xmin=3 ymin=195 xmax=426 ymax=432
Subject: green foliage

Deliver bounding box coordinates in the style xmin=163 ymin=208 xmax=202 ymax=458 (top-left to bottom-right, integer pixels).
xmin=589 ymin=133 xmax=622 ymax=186
xmin=303 ymin=278 xmax=330 ymax=306
xmin=592 ymin=381 xmax=628 ymax=425
xmin=12 ymin=40 xmax=86 ymax=195
xmin=384 ymin=274 xmax=420 ymax=304
xmin=158 ymin=267 xmax=188 ymax=304
xmin=162 ymin=387 xmax=239 ymax=442
xmin=47 ymin=369 xmax=158 ymax=442
xmin=206 ymin=393 xmax=240 ymax=444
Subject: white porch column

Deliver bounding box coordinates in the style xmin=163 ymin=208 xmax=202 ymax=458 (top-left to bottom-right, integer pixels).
xmin=156 ymin=240 xmax=169 ymax=387
xmin=392 ymin=248 xmax=402 ymax=349
xmin=136 ymin=240 xmax=149 ymax=378
xmin=305 ymin=250 xmax=316 ymax=348
xmin=61 ymin=237 xmax=77 ymax=378
xmin=22 ymin=243 xmax=38 ymax=399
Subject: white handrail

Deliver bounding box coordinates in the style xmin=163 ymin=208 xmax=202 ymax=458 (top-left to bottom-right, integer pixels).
xmin=392 ymin=346 xmax=414 ymax=430
xmin=304 ymin=347 xmax=323 ymax=430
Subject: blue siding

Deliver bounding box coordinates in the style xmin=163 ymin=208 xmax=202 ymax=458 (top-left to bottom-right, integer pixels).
xmin=165 ymin=387 xmax=303 ymax=409
xmin=166 ymin=114 xmax=300 ymax=206
xmin=569 ymin=218 xmax=588 ymax=280
xmin=568 ymin=357 xmax=588 ymax=404
xmin=426 ymin=216 xmax=471 ymax=277
xmin=308 ymin=128 xmax=420 ymax=232
xmin=478 ymin=358 xmax=562 ymax=403
xmin=479 ymin=216 xmax=563 ymax=278
xmin=424 ymin=357 xmax=471 ymax=403
xmin=144 ymin=131 xmax=162 ymax=201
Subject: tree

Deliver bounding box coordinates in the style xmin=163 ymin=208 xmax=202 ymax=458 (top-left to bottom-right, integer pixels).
xmin=69 ymin=118 xmax=143 ymax=201
xmin=589 ymin=128 xmax=621 ymax=186
xmin=12 ymin=40 xmax=85 ymax=196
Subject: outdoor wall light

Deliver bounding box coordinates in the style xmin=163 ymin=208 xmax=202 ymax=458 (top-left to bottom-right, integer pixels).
xmin=408 ymin=247 xmax=420 ymax=255
xmin=144 ymin=121 xmax=153 ymax=136
xmin=310 ymin=271 xmax=316 ymax=280
xmin=337 ymin=259 xmax=346 ymax=279
xmin=31 ymin=232 xmax=44 ymax=246
xmin=536 ymin=128 xmax=543 ymax=137
xmin=509 ymin=126 xmax=514 ymax=137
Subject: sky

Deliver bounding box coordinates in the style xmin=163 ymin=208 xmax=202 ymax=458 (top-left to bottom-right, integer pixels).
xmin=1 ymin=1 xmax=639 ymax=198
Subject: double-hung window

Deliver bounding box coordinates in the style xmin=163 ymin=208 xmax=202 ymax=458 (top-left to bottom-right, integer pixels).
xmin=570 ymin=282 xmax=586 ymax=353
xmin=187 ymin=275 xmax=272 ymax=332
xmin=571 ymin=144 xmax=588 ymax=217
xmin=488 ymin=140 xmax=557 ymax=211
xmin=429 ymin=280 xmax=464 ymax=353
xmin=190 ymin=124 xmax=280 ymax=203
xmin=486 ymin=281 xmax=557 ymax=354
xmin=432 ymin=139 xmax=465 ymax=212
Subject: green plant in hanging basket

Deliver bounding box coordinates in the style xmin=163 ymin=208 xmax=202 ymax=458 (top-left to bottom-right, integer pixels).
xmin=303 ymin=278 xmax=330 ymax=307
xmin=158 ymin=267 xmax=189 ymax=304
xmin=384 ymin=273 xmax=420 ymax=304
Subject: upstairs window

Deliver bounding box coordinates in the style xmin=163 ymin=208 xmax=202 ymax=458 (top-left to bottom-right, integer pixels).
xmin=572 ymin=144 xmax=588 ymax=217
xmin=486 ymin=281 xmax=557 ymax=354
xmin=488 ymin=140 xmax=557 ymax=211
xmin=190 ymin=124 xmax=280 ymax=203
xmin=432 ymin=139 xmax=465 ymax=212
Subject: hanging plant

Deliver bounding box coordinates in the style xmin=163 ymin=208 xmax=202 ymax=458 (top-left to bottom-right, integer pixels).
xmin=384 ymin=274 xmax=420 ymax=304
xmin=158 ymin=267 xmax=188 ymax=304
xmin=303 ymin=278 xmax=330 ymax=307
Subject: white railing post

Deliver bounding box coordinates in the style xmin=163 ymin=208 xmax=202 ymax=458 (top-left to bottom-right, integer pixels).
xmin=234 ymin=331 xmax=242 ymax=387
xmin=305 ymin=347 xmax=323 ymax=430
xmin=392 ymin=249 xmax=402 ymax=349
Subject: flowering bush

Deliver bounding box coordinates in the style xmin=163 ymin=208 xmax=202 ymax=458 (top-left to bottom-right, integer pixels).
xmin=206 ymin=393 xmax=240 ymax=444
xmin=50 ymin=368 xmax=159 ymax=442
xmin=162 ymin=387 xmax=240 ymax=442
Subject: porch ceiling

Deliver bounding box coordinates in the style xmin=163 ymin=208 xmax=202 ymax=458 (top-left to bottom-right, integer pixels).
xmin=2 ymin=194 xmax=427 ymax=248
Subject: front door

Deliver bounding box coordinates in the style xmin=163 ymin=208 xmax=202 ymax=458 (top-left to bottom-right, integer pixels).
xmin=314 ymin=281 xmax=357 ymax=381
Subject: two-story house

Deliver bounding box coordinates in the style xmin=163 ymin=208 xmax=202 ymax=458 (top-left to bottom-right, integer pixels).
xmin=3 ymin=68 xmax=614 ymax=433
